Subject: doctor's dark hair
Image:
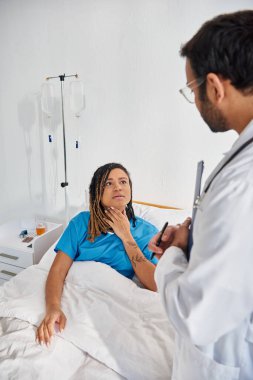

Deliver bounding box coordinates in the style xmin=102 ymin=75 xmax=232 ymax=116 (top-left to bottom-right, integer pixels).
xmin=88 ymin=163 xmax=136 ymax=242
xmin=180 ymin=10 xmax=253 ymax=100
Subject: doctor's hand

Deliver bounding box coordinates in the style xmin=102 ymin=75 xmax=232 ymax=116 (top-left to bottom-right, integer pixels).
xmin=36 ymin=306 xmax=66 ymax=346
xmin=169 ymin=217 xmax=191 ymax=253
xmin=148 ymin=218 xmax=191 ymax=256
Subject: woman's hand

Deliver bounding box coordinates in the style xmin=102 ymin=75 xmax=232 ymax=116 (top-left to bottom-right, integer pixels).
xmin=36 ymin=306 xmax=66 ymax=345
xmin=104 ymin=207 xmax=131 ymax=241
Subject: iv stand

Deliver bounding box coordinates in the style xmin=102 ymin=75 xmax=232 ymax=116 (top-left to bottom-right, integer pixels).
xmin=45 ymin=73 xmax=78 ymax=223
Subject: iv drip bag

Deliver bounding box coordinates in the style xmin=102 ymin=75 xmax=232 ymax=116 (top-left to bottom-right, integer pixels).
xmin=69 ymin=80 xmax=85 ymax=117
xmin=41 ymin=82 xmax=55 ymax=117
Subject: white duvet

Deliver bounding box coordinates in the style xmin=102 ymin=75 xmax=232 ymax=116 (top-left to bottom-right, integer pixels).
xmin=0 ymin=254 xmax=174 ymax=379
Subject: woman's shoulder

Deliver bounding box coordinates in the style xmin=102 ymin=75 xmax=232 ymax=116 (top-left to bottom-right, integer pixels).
xmin=70 ymin=211 xmax=90 ymax=230
xmin=134 ymin=216 xmax=158 ymax=233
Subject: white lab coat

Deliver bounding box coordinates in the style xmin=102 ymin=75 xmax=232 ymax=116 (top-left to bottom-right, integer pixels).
xmin=155 ymin=120 xmax=253 ymax=380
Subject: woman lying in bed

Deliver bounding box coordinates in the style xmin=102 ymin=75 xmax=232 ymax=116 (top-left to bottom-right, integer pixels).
xmin=36 ymin=162 xmax=158 ymax=344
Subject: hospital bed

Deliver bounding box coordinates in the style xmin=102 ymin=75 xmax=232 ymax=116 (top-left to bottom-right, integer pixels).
xmin=0 ymin=202 xmax=189 ymax=380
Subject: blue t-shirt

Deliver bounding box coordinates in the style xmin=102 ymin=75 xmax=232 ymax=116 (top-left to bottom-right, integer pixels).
xmin=55 ymin=211 xmax=158 ymax=279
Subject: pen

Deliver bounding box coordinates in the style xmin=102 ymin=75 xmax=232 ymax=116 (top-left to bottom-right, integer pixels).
xmin=151 ymin=221 xmax=168 ymax=259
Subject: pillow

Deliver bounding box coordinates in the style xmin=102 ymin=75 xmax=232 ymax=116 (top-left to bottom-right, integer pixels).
xmin=133 ymin=203 xmax=191 ymax=230
xmin=37 ymin=243 xmax=57 ymax=270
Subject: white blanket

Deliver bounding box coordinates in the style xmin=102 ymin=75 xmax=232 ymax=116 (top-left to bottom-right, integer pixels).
xmin=0 ymin=261 xmax=174 ymax=379
xmin=0 ymin=316 xmax=123 ymax=380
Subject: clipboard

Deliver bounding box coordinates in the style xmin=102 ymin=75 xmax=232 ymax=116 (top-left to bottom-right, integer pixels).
xmin=186 ymin=160 xmax=204 ymax=261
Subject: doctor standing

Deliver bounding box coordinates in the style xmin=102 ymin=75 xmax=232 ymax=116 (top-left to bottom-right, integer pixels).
xmin=149 ymin=10 xmax=253 ymax=380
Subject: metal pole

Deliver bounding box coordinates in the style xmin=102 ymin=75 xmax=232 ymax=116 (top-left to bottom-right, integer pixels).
xmin=44 ymin=73 xmax=78 ymax=224
xmin=59 ymin=76 xmax=68 ymax=188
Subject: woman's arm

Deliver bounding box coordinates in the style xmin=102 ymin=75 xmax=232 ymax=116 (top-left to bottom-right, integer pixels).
xmin=104 ymin=208 xmax=157 ymax=291
xmin=122 ymin=236 xmax=157 ymax=291
xmin=36 ymin=251 xmax=73 ymax=345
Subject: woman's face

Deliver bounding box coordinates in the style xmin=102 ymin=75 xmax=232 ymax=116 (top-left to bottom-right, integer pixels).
xmin=101 ymin=168 xmax=131 ymax=212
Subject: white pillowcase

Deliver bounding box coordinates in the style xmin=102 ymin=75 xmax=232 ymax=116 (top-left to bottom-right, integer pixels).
xmin=133 ymin=203 xmax=191 ymax=230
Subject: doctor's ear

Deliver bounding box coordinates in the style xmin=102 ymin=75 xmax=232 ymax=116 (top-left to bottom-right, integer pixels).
xmin=206 ymin=73 xmax=225 ymax=104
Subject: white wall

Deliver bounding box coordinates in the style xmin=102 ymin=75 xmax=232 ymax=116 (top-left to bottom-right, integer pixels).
xmin=0 ymin=0 xmax=252 ymax=225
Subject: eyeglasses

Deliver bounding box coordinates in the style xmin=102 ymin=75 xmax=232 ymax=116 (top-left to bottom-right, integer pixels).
xmin=179 ymin=77 xmax=205 ymax=104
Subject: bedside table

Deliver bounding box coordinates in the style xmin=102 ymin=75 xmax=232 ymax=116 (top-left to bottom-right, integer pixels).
xmin=0 ymin=220 xmax=63 ymax=285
